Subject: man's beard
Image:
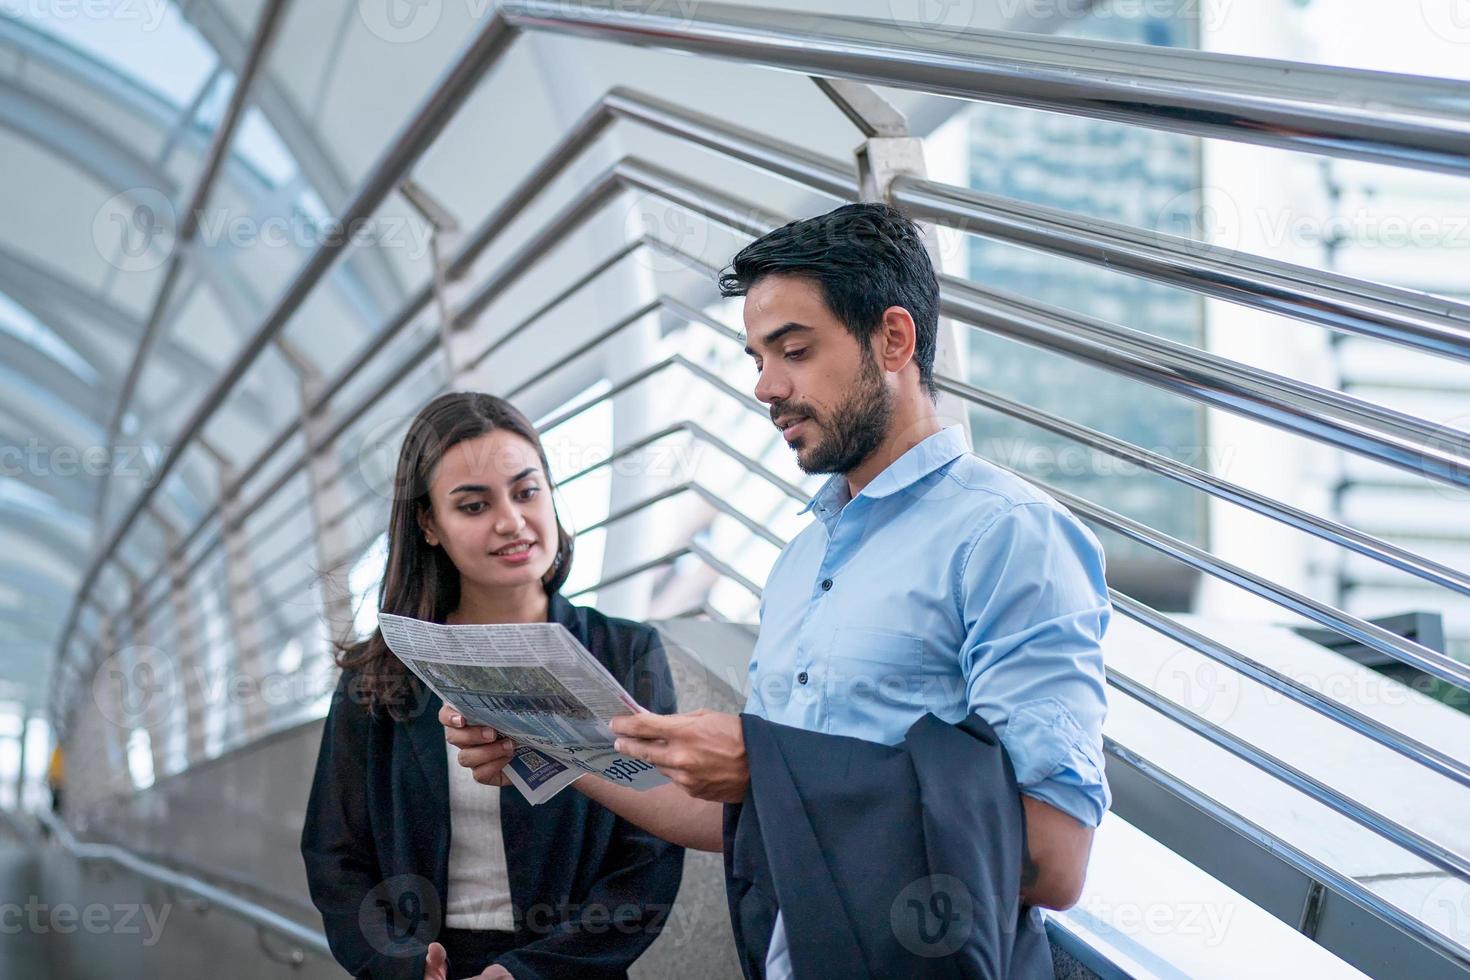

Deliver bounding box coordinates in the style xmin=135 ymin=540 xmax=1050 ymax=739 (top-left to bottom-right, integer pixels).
xmin=783 ymin=349 xmax=893 ymax=475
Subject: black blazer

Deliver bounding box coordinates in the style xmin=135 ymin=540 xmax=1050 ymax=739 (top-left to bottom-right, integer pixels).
xmin=723 ymin=712 xmax=1053 ymax=980
xmin=301 ymin=592 xmax=685 ymax=980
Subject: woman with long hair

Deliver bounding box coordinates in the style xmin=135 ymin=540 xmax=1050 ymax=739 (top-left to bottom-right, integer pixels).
xmin=301 ymin=392 xmax=683 ymax=980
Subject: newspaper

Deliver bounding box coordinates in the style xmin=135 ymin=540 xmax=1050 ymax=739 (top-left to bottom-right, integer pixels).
xmin=377 ymin=613 xmax=669 ymax=804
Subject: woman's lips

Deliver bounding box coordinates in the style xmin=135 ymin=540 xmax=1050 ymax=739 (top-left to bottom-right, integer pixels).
xmin=493 ymin=542 xmax=536 ymax=564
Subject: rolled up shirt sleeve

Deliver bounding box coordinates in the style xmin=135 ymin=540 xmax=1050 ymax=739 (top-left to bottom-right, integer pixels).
xmin=956 ymin=499 xmax=1112 ymax=828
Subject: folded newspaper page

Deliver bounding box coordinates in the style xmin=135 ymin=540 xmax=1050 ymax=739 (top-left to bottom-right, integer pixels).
xmin=377 ymin=613 xmax=669 ymax=804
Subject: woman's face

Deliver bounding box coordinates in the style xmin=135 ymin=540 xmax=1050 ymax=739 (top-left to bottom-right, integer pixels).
xmin=418 ymin=429 xmax=559 ymax=593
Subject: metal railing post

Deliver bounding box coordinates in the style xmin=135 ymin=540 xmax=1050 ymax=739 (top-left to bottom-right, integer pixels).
xmin=160 ymin=518 xmax=206 ymax=768
xmin=210 ymin=450 xmax=267 ymax=742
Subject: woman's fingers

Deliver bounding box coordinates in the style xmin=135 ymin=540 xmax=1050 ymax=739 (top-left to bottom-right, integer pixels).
xmin=456 ymin=741 xmax=514 ymax=769
xmin=445 ymin=724 xmax=499 ymax=748
xmin=470 ymin=763 xmax=511 ymax=787
xmin=438 ymin=703 xmax=498 ymax=741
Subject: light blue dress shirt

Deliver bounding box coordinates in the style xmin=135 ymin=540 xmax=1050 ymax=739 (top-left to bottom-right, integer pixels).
xmin=745 ymin=424 xmax=1112 ymax=980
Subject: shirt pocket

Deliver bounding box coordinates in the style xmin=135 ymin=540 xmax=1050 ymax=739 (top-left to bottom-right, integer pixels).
xmin=828 ymin=626 xmax=927 ymax=730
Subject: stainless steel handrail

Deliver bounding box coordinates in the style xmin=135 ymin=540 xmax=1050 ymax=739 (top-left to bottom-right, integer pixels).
xmin=1107 ymin=668 xmax=1470 ymax=881
xmin=894 ymin=175 xmax=1470 ymax=364
xmin=32 ymin=808 xmax=331 ymax=962
xmin=1108 ymin=590 xmax=1470 ymax=789
xmin=1038 ymin=475 xmax=1470 ymax=693
xmin=499 ymin=0 xmax=1470 ymax=176
xmin=557 ymin=420 xmax=808 ymax=504
xmin=576 ymin=480 xmax=788 ymax=550
xmin=934 ymin=374 xmax=1470 ymax=599
xmin=568 ymin=541 xmax=763 ymax=601
xmin=1104 ymin=740 xmax=1470 ymax=971
xmin=939 ymin=277 xmax=1470 ymax=489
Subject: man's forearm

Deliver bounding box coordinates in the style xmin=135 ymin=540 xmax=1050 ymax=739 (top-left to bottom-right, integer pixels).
xmin=1019 ymin=795 xmax=1094 ymax=910
xmin=575 ymin=778 xmax=725 ymax=852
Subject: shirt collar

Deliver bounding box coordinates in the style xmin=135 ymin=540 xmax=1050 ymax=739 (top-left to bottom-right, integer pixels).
xmin=797 ymin=424 xmax=971 ymax=518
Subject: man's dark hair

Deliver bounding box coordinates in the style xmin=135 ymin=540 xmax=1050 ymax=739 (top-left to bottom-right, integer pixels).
xmin=718 ymin=202 xmax=940 ymax=400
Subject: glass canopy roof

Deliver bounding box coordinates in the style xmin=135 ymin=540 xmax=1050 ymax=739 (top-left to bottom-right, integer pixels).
xmin=0 ymin=0 xmax=448 ymax=706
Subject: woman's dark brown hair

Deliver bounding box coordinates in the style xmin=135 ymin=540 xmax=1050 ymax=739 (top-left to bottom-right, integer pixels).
xmin=336 ymin=392 xmax=574 ymax=718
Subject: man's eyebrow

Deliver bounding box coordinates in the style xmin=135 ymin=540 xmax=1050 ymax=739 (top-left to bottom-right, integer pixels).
xmin=449 ymin=467 xmax=540 ymax=494
xmin=743 ymin=322 xmax=814 ymax=357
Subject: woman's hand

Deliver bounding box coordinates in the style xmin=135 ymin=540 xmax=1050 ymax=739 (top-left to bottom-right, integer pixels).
xmin=424 ymin=941 xmax=515 ymax=979
xmin=425 ymin=942 xmax=448 ymax=980
xmin=440 ymin=703 xmax=517 ymax=787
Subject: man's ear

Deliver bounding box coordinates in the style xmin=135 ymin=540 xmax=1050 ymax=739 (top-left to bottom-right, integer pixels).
xmin=875 ymin=305 xmax=917 ymax=373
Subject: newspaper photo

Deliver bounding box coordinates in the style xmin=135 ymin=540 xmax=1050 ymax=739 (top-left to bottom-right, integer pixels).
xmin=377 ymin=613 xmax=669 ymax=804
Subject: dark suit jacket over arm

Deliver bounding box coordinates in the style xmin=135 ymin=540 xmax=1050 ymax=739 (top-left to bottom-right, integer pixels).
xmin=723 ymin=712 xmax=1053 ymax=979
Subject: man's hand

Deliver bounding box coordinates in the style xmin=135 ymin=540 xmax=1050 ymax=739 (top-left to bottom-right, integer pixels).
xmin=440 ymin=703 xmax=516 ymax=787
xmin=610 ymin=709 xmax=748 ymax=803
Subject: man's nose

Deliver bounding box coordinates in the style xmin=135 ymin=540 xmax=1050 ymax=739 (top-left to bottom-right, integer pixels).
xmin=753 ymin=364 xmax=787 ymax=405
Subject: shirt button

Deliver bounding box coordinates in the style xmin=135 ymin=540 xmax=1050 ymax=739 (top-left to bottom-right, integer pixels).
xmin=797 ymin=671 xmax=809 ymax=685
xmin=821 ymin=578 xmax=833 ymax=591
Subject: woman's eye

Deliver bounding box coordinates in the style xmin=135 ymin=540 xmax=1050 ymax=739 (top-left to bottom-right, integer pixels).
xmin=459 ymin=501 xmax=486 ymax=514
xmin=517 ymin=487 xmax=540 ymax=501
